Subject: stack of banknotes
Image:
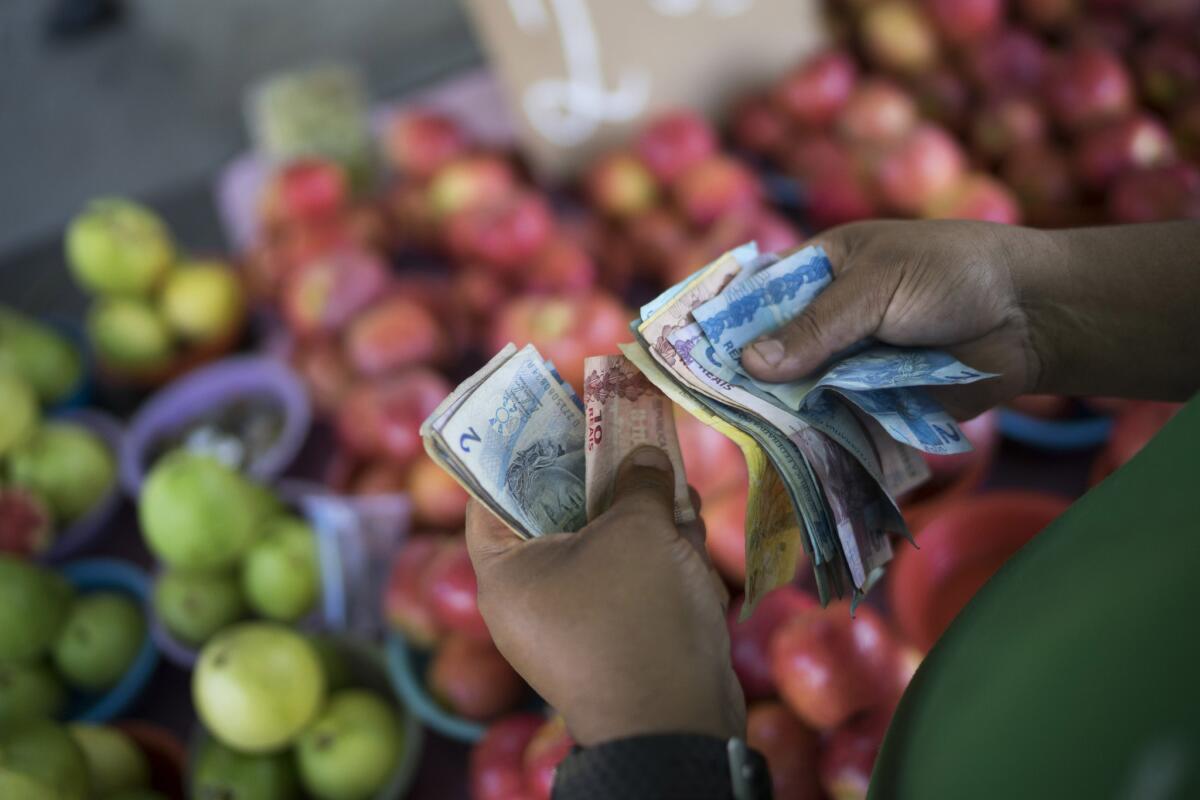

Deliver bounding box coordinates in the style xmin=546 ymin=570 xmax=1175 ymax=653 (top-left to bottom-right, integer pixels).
xmin=422 ymin=243 xmax=994 ymax=613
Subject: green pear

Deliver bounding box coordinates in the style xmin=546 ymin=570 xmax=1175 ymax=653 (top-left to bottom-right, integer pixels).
xmin=0 ymin=661 xmax=66 ymax=725
xmin=67 ymin=724 xmax=149 ymax=796
xmin=0 ymin=718 xmax=90 ymax=800
xmin=192 ymin=737 xmax=300 ymax=800
xmin=295 ymin=690 xmax=404 ymax=800
xmin=0 ymin=370 xmax=39 ymax=458
xmin=9 ymin=422 xmax=115 ymax=522
xmin=192 ymin=623 xmax=325 ymax=753
xmin=0 ymin=555 xmax=73 ymax=662
xmin=153 ymin=569 xmax=246 ymax=646
xmin=0 ymin=308 xmax=83 ymax=405
xmin=241 ymin=516 xmax=320 ymax=622
xmin=66 ymin=198 xmax=174 ymax=297
xmin=86 ymin=298 xmax=174 ymax=370
xmin=53 ymin=592 xmax=145 ymax=692
xmin=139 ymin=452 xmax=263 ymax=570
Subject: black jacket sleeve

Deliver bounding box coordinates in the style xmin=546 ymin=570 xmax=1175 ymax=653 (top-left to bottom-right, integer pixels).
xmin=551 ymin=733 xmax=773 ymax=800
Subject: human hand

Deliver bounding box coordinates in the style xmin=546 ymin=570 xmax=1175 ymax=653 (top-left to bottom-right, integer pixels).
xmin=465 ymin=446 xmax=744 ymax=747
xmin=742 ymin=219 xmax=1050 ymax=419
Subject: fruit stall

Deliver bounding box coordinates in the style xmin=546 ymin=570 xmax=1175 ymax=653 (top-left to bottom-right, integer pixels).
xmin=0 ymin=0 xmax=1195 ymax=798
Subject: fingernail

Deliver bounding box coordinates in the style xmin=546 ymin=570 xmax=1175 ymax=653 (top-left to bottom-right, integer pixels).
xmin=629 ymin=444 xmax=671 ymax=470
xmin=751 ymin=339 xmax=785 ymax=367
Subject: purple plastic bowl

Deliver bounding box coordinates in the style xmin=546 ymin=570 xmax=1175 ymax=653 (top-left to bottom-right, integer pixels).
xmin=38 ymin=409 xmax=125 ymax=564
xmin=119 ymin=355 xmax=311 ymax=497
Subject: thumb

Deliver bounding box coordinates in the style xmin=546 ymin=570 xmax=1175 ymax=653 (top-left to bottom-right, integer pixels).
xmin=465 ymin=498 xmax=519 ymax=570
xmin=606 ymin=445 xmax=677 ymax=525
xmin=741 ymin=262 xmax=885 ymax=382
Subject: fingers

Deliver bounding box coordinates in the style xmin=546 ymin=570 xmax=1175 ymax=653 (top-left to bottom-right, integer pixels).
xmin=742 ymin=264 xmax=885 ymax=382
xmin=608 ymin=445 xmax=678 ymax=525
xmin=465 ymin=499 xmax=519 ymax=570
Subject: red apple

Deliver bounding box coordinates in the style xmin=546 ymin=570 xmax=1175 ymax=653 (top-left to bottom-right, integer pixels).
xmin=344 ymin=294 xmax=449 ymax=376
xmin=908 ymin=68 xmax=971 ymax=132
xmin=344 ymin=201 xmax=394 ymax=253
xmin=747 ymin=702 xmax=823 ymax=800
xmin=672 ymin=156 xmax=762 ymax=227
xmin=1045 ymin=45 xmax=1134 ymax=132
xmin=773 ymin=50 xmax=858 ymax=128
xmin=388 ymin=179 xmax=441 ymax=250
xmin=837 ymin=79 xmax=919 ymax=145
xmin=523 ymin=716 xmax=575 ymax=800
xmin=704 ymin=483 xmax=748 ymax=585
xmin=445 ymin=191 xmax=554 ymax=275
xmin=1108 ymin=163 xmax=1200 ymax=223
xmin=409 ymin=453 xmax=470 ymax=529
xmin=352 ymin=461 xmax=409 ymax=495
xmin=489 ymin=291 xmax=631 ymax=392
xmin=676 ymin=409 xmax=747 ymax=500
xmin=336 ymin=369 xmax=450 ymax=466
xmin=805 ymin=166 xmax=880 ymax=231
xmin=471 ymin=713 xmax=545 ymax=800
xmin=452 ymin=266 xmax=512 ymax=331
xmin=1173 ymin=98 xmax=1200 ymax=162
xmin=1136 ymin=0 xmax=1200 ymax=24
xmin=1002 ymin=143 xmax=1078 ymax=226
xmin=385 ymin=534 xmax=446 ymax=647
xmin=924 ymin=173 xmax=1021 ymax=224
xmin=1136 ymin=33 xmax=1200 ymax=111
xmin=280 ymin=245 xmax=391 ymax=339
xmin=1069 ymin=13 xmax=1134 ymax=52
xmin=818 ymin=708 xmax=892 ymax=800
xmin=970 ymin=96 xmax=1047 ymax=163
xmin=782 ymin=134 xmax=856 ymax=184
xmin=626 ymin=207 xmax=690 ymax=279
xmin=860 ymin=1 xmax=939 ymax=75
xmin=423 ymin=538 xmax=490 ymax=641
xmin=1075 ymin=115 xmax=1176 ymax=191
xmin=428 ymin=155 xmax=519 ymax=218
xmin=584 ymin=151 xmax=659 ymax=218
xmin=292 ymin=337 xmax=354 ymax=412
xmin=730 ymin=94 xmax=790 ymax=158
xmin=924 ymin=0 xmax=1004 ymax=44
xmin=743 ymin=208 xmax=803 ymax=254
xmin=524 ymin=235 xmax=597 ymax=295
xmin=1016 ymin=0 xmax=1079 ymax=29
xmin=259 ymin=158 xmax=349 ymax=229
xmin=429 ymin=633 xmax=525 ymax=720
xmin=769 ymin=602 xmax=900 ymax=730
xmin=876 ymin=124 xmax=966 ymax=214
xmin=728 ymin=586 xmax=818 ymax=700
xmin=966 ymin=28 xmax=1049 ymax=97
xmin=634 ymin=110 xmax=718 ymax=184
xmin=383 ymin=109 xmax=469 ymax=180
xmin=0 ymin=486 xmax=53 ymax=557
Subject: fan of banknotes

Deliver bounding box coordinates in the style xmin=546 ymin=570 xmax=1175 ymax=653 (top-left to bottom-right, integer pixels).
xmin=422 ymin=243 xmax=995 ymax=613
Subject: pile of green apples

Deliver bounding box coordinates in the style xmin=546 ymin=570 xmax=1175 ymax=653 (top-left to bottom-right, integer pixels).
xmin=65 ymin=199 xmax=246 ymax=380
xmin=191 ymin=623 xmax=408 ymax=800
xmin=140 ymin=451 xmax=321 ymax=648
xmin=0 ymin=556 xmax=146 ymax=724
xmin=0 ymin=717 xmax=168 ymax=800
xmin=0 ymin=332 xmax=114 ymax=555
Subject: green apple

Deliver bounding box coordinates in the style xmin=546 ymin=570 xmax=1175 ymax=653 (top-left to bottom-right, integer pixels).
xmin=52 ymin=592 xmax=145 ymax=692
xmin=193 ymin=622 xmax=325 ymax=753
xmin=295 ymin=689 xmax=404 ymax=800
xmin=0 ymin=767 xmax=57 ymax=799
xmin=67 ymin=724 xmax=149 ymax=796
xmin=241 ymin=516 xmax=319 ymax=622
xmin=0 ymin=308 xmax=83 ymax=405
xmin=159 ymin=261 xmax=245 ymax=343
xmin=0 ymin=661 xmax=66 ymax=724
xmin=0 ymin=555 xmax=73 ymax=662
xmin=65 ymin=198 xmax=174 ymax=296
xmin=9 ymin=422 xmax=115 ymax=522
xmin=139 ymin=452 xmax=262 ymax=570
xmin=0 ymin=718 xmax=90 ymax=800
xmin=192 ymin=737 xmax=300 ymax=800
xmin=0 ymin=370 xmax=39 ymax=458
xmin=153 ymin=569 xmax=246 ymax=646
xmin=87 ymin=297 xmax=175 ymax=371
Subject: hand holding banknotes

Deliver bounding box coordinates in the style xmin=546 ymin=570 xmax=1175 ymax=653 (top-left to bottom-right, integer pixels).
xmin=742 ymin=219 xmax=1043 ymax=420
xmin=465 ymin=446 xmax=744 ymax=747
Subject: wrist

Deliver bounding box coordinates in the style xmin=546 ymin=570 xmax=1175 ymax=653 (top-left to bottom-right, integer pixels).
xmin=564 ymin=676 xmax=744 ymax=747
xmin=1000 ymin=225 xmax=1070 ymax=395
